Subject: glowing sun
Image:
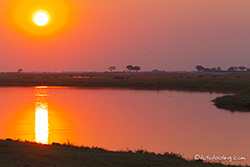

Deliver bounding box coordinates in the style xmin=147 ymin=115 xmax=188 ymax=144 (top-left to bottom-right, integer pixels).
xmin=33 ymin=10 xmax=50 ymax=26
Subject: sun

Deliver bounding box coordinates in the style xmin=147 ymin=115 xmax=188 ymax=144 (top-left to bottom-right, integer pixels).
xmin=9 ymin=0 xmax=73 ymax=36
xmin=34 ymin=13 xmax=48 ymax=26
xmin=32 ymin=10 xmax=51 ymax=26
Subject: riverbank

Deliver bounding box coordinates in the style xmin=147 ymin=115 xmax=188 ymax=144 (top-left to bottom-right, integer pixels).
xmin=1 ymin=72 xmax=250 ymax=111
xmin=0 ymin=139 xmax=244 ymax=167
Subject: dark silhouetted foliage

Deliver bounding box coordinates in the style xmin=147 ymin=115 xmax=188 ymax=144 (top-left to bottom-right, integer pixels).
xmin=126 ymin=65 xmax=134 ymax=72
xmin=195 ymin=65 xmax=204 ymax=72
xmin=134 ymin=66 xmax=141 ymax=72
xmin=18 ymin=69 xmax=23 ymax=73
xmin=108 ymin=66 xmax=116 ymax=72
xmin=239 ymin=66 xmax=246 ymax=71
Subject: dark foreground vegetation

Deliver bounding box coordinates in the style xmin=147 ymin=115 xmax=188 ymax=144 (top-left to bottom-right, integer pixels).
xmin=0 ymin=139 xmax=245 ymax=167
xmin=1 ymin=72 xmax=250 ymax=112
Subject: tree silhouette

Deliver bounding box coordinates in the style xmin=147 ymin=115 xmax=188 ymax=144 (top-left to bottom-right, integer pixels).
xmin=204 ymin=68 xmax=210 ymax=72
xmin=227 ymin=66 xmax=235 ymax=72
xmin=134 ymin=66 xmax=141 ymax=72
xmin=108 ymin=66 xmax=116 ymax=72
xmin=18 ymin=69 xmax=23 ymax=73
xmin=195 ymin=65 xmax=204 ymax=72
xmin=210 ymin=67 xmax=216 ymax=72
xmin=126 ymin=65 xmax=134 ymax=72
xmin=239 ymin=66 xmax=246 ymax=71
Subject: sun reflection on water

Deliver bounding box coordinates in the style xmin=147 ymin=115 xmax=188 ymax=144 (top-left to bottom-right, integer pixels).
xmin=35 ymin=86 xmax=49 ymax=144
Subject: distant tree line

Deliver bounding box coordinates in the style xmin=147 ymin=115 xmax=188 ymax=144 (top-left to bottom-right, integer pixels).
xmin=126 ymin=65 xmax=141 ymax=72
xmin=195 ymin=65 xmax=250 ymax=72
xmin=108 ymin=65 xmax=141 ymax=72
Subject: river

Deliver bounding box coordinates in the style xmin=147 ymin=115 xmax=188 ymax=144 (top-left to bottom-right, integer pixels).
xmin=0 ymin=87 xmax=249 ymax=165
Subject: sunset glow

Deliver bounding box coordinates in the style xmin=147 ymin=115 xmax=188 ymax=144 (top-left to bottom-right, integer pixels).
xmin=35 ymin=87 xmax=49 ymax=144
xmin=1 ymin=0 xmax=250 ymax=165
xmin=1 ymin=1 xmax=250 ymax=71
xmin=35 ymin=103 xmax=49 ymax=144
xmin=8 ymin=0 xmax=72 ymax=36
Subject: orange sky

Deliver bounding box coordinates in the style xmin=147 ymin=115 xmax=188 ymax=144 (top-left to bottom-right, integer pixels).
xmin=0 ymin=0 xmax=250 ymax=72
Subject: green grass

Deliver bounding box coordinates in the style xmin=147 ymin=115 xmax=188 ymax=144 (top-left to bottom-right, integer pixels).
xmin=0 ymin=139 xmax=245 ymax=167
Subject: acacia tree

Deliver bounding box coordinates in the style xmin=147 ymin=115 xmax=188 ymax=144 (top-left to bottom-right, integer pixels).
xmin=227 ymin=66 xmax=235 ymax=72
xmin=18 ymin=69 xmax=23 ymax=73
xmin=126 ymin=65 xmax=134 ymax=72
xmin=239 ymin=66 xmax=246 ymax=71
xmin=108 ymin=66 xmax=116 ymax=72
xmin=134 ymin=66 xmax=141 ymax=72
xmin=210 ymin=67 xmax=217 ymax=72
xmin=195 ymin=65 xmax=204 ymax=72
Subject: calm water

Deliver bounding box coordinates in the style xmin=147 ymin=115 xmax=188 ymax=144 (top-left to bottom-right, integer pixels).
xmin=0 ymin=87 xmax=249 ymax=165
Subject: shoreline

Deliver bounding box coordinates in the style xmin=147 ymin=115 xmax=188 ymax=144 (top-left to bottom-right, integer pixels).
xmin=1 ymin=72 xmax=250 ymax=112
xmin=0 ymin=139 xmax=243 ymax=167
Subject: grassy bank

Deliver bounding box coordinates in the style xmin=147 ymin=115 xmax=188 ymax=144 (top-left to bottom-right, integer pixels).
xmin=0 ymin=72 xmax=250 ymax=91
xmin=1 ymin=72 xmax=250 ymax=111
xmin=212 ymin=90 xmax=250 ymax=112
xmin=0 ymin=139 xmax=244 ymax=167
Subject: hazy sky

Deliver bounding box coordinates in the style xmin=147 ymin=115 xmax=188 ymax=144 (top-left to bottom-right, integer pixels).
xmin=0 ymin=0 xmax=250 ymax=72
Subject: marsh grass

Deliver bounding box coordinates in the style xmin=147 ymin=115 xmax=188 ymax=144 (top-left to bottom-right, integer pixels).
xmin=1 ymin=72 xmax=250 ymax=111
xmin=213 ymin=92 xmax=250 ymax=112
xmin=0 ymin=139 xmax=246 ymax=167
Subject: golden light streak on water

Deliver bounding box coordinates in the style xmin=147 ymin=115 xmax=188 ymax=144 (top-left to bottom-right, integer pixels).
xmin=35 ymin=87 xmax=49 ymax=144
